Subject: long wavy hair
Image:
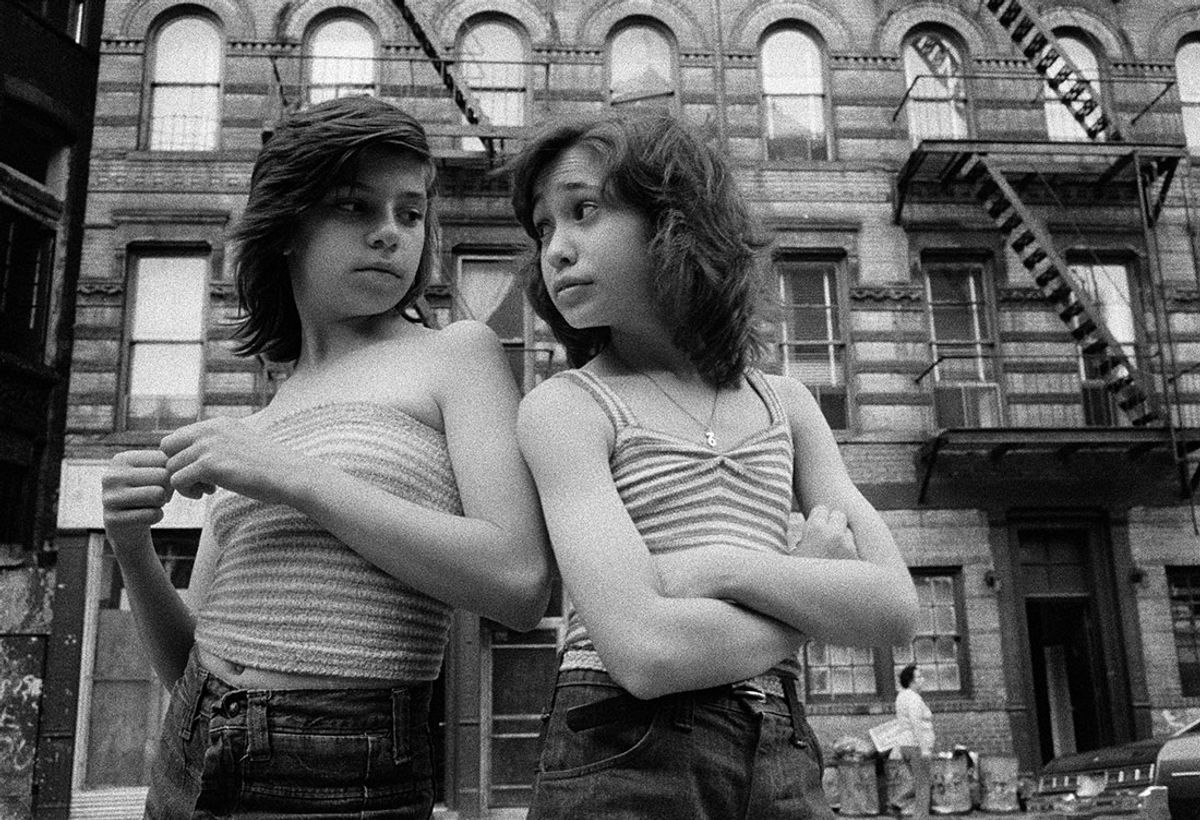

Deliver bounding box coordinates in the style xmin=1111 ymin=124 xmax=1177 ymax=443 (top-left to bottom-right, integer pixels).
xmin=230 ymin=96 xmax=440 ymax=362
xmin=509 ymin=112 xmax=771 ymax=387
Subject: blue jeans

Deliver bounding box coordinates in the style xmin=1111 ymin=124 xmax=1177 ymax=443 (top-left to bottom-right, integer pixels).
xmin=145 ymin=649 xmax=434 ymax=819
xmin=528 ymin=668 xmax=833 ymax=820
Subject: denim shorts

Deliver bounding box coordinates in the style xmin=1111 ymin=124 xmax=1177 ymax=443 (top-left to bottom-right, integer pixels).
xmin=145 ymin=649 xmax=434 ymax=819
xmin=527 ymin=668 xmax=834 ymax=820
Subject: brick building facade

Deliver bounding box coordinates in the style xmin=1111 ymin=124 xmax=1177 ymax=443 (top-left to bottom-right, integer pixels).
xmin=31 ymin=0 xmax=1200 ymax=816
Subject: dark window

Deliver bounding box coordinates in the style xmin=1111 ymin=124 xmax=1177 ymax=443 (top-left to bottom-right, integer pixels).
xmin=1168 ymin=567 xmax=1200 ymax=697
xmin=0 ymin=203 xmax=56 ymax=359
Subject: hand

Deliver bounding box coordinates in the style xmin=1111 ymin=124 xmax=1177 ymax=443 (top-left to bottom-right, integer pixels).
xmin=793 ymin=504 xmax=857 ymax=559
xmin=102 ymin=450 xmax=174 ymax=552
xmin=160 ymin=417 xmax=305 ymax=505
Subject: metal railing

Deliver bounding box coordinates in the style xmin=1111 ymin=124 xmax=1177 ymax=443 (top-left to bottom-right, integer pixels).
xmin=893 ymin=72 xmax=1185 ymax=147
xmin=914 ymin=352 xmax=1200 ymax=430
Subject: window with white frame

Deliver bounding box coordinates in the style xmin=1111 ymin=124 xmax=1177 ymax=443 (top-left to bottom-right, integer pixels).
xmin=760 ymin=25 xmax=828 ymax=161
xmin=1070 ymin=260 xmax=1138 ymax=426
xmin=902 ymin=29 xmax=969 ymax=144
xmin=1178 ymin=37 xmax=1200 ymax=154
xmin=457 ymin=18 xmax=528 ymax=151
xmin=148 ymin=14 xmax=221 ymax=150
xmin=608 ymin=19 xmax=676 ymax=108
xmin=455 ymin=254 xmax=558 ymax=392
xmin=770 ymin=256 xmax=847 ymax=429
xmin=125 ymin=253 xmax=207 ymax=431
xmin=805 ymin=570 xmax=966 ymax=699
xmin=307 ymin=15 xmax=377 ymax=104
xmin=1044 ymin=33 xmax=1102 ymax=142
xmin=924 ymin=260 xmax=1001 ymax=428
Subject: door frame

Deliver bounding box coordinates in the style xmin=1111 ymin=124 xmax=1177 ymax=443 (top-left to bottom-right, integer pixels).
xmin=997 ymin=511 xmax=1136 ymax=771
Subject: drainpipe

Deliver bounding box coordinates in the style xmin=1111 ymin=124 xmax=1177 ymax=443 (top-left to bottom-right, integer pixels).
xmin=711 ymin=0 xmax=729 ymax=148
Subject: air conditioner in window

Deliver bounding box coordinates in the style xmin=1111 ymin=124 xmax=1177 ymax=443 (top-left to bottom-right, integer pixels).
xmin=933 ymin=383 xmax=1002 ymax=428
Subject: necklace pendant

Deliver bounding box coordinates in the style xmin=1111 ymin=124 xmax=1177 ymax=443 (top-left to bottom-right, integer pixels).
xmin=704 ymin=429 xmax=716 ymax=448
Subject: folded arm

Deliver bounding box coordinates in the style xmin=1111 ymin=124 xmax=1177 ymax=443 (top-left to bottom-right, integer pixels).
xmin=653 ymin=377 xmax=918 ymax=648
xmin=518 ymin=377 xmax=802 ymax=700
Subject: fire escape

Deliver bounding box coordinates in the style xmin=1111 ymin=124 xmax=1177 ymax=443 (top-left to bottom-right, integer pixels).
xmin=896 ymin=0 xmax=1198 ymax=507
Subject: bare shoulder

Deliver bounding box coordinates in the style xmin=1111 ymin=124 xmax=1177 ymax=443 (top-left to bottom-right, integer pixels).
xmin=422 ymin=319 xmax=504 ymax=362
xmin=518 ymin=374 xmax=610 ymax=454
xmin=761 ymin=373 xmax=820 ymax=415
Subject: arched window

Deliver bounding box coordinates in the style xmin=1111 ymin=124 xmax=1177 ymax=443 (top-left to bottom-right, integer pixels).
xmin=457 ymin=17 xmax=528 ymax=151
xmin=148 ymin=14 xmax=222 ymax=150
xmin=902 ymin=29 xmax=969 ymax=144
xmin=760 ymin=25 xmax=828 ymax=161
xmin=1043 ymin=33 xmax=1102 ymax=142
xmin=608 ymin=19 xmax=676 ymax=108
xmin=1177 ymin=37 xmax=1200 ymax=153
xmin=307 ymin=15 xmax=377 ymax=104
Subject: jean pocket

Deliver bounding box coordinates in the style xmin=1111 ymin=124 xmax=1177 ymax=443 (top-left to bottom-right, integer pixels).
xmin=537 ymin=685 xmax=663 ymax=780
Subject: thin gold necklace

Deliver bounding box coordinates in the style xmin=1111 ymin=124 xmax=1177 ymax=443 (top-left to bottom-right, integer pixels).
xmin=636 ymin=369 xmax=720 ymax=448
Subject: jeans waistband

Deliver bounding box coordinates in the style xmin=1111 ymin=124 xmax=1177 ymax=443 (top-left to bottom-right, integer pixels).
xmin=555 ymin=668 xmax=811 ymax=751
xmin=175 ymin=645 xmax=433 ymax=764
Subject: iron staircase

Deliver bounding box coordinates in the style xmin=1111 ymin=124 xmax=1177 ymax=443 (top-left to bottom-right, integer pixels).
xmin=976 ymin=0 xmax=1200 ymax=498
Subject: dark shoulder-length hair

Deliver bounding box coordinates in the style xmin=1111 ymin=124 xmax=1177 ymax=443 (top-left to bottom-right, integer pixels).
xmin=231 ymin=95 xmax=440 ymax=362
xmin=509 ymin=111 xmax=771 ymax=387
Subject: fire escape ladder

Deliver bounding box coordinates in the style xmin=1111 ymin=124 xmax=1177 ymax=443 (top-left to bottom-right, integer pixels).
xmin=983 ymin=0 xmax=1120 ymax=143
xmin=955 ymin=152 xmax=1160 ymax=427
xmin=389 ymin=0 xmax=496 ymax=157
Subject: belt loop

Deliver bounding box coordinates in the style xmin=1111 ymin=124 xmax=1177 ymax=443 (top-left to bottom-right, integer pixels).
xmin=392 ymin=687 xmax=411 ymax=765
xmin=247 ymin=692 xmax=271 ymax=763
xmin=779 ymin=674 xmax=809 ymax=749
xmin=671 ymin=694 xmax=694 ymax=732
xmin=178 ymin=660 xmax=205 ymax=742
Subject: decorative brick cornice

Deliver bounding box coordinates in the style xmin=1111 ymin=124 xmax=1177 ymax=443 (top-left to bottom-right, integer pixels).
xmin=850 ymin=286 xmax=922 ymax=303
xmin=1168 ymin=286 xmax=1200 ymax=308
xmin=77 ymin=282 xmax=124 ymax=296
xmin=997 ymin=287 xmax=1047 ymax=303
xmin=830 ymin=54 xmax=898 ymax=67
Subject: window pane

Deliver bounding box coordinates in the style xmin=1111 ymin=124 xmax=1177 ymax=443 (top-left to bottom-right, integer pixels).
xmin=310 ymin=18 xmax=375 ymax=100
xmin=1044 ymin=35 xmax=1101 ymax=142
xmin=903 ymin=32 xmax=967 ymax=142
xmin=896 ymin=573 xmax=964 ymax=693
xmin=155 ymin=17 xmax=220 ymax=82
xmin=1169 ymin=568 xmax=1200 ymax=697
xmin=1178 ymin=41 xmax=1200 ymax=152
xmin=132 ymin=256 xmax=207 ymax=339
xmin=805 ymin=640 xmax=878 ymax=697
xmin=459 ymin=20 xmax=527 ymax=138
xmin=150 ymin=86 xmax=219 ymax=151
xmin=611 ymin=24 xmax=673 ymax=102
xmin=150 ymin=17 xmax=220 ymax=150
xmin=762 ymin=29 xmax=826 ymax=160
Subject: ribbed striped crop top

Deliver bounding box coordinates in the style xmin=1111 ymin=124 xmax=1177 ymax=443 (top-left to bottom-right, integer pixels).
xmin=194 ymin=401 xmax=462 ymax=682
xmin=556 ymin=369 xmax=801 ymax=680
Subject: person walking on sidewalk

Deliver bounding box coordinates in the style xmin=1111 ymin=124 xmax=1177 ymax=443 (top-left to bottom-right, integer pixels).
xmin=896 ymin=664 xmax=936 ymax=818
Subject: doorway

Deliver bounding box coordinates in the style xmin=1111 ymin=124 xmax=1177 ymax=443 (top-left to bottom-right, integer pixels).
xmin=1015 ymin=523 xmax=1130 ymax=766
xmin=1025 ymin=597 xmax=1107 ymax=762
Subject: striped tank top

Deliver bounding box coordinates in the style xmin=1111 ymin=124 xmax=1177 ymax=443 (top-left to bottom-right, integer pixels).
xmin=195 ymin=401 xmax=462 ymax=682
xmin=557 ymin=368 xmax=802 ymax=681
